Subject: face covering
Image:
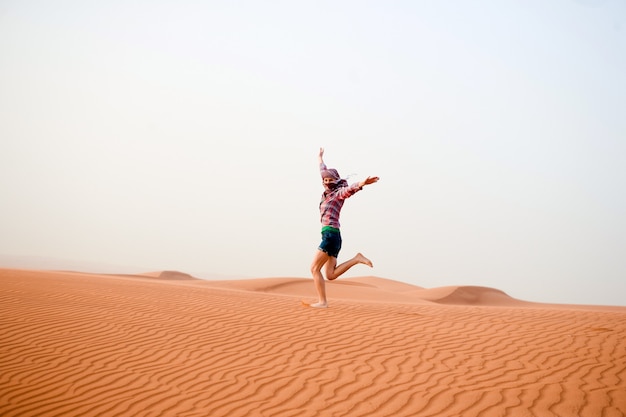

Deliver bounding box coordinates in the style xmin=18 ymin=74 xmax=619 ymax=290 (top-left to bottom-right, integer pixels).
xmin=324 ymin=181 xmax=338 ymax=191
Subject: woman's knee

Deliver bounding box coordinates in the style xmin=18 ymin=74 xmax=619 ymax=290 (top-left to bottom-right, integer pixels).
xmin=310 ymin=263 xmax=322 ymax=276
xmin=310 ymin=254 xmax=327 ymax=275
xmin=310 ymin=259 xmax=324 ymax=278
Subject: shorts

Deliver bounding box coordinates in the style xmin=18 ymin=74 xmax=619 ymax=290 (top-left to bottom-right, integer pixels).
xmin=318 ymin=229 xmax=342 ymax=258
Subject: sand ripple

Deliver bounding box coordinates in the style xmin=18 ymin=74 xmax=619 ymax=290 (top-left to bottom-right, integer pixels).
xmin=1 ymin=269 xmax=625 ymax=417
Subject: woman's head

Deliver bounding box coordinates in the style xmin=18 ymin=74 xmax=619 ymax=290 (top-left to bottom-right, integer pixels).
xmin=321 ymin=168 xmax=346 ymax=191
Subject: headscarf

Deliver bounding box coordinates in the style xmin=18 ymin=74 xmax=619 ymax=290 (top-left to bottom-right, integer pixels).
xmin=321 ymin=168 xmax=348 ymax=189
xmin=321 ymin=168 xmax=340 ymax=181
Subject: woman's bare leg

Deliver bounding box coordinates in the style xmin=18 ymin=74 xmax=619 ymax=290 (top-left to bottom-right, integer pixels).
xmin=310 ymin=249 xmax=331 ymax=307
xmin=325 ymin=253 xmax=373 ymax=281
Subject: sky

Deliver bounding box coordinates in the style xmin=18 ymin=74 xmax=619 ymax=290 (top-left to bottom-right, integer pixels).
xmin=1 ymin=0 xmax=625 ymax=306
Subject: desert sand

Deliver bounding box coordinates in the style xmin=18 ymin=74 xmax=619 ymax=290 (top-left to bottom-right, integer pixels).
xmin=1 ymin=268 xmax=625 ymax=417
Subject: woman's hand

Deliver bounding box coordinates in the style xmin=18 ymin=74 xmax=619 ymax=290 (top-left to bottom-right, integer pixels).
xmin=359 ymin=176 xmax=380 ymax=188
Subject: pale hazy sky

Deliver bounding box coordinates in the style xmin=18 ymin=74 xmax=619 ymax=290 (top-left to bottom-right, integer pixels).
xmin=1 ymin=0 xmax=625 ymax=306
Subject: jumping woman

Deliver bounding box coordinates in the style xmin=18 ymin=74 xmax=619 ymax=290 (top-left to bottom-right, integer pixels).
xmin=306 ymin=147 xmax=380 ymax=308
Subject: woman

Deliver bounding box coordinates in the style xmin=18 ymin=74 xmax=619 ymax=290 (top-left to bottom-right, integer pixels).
xmin=306 ymin=148 xmax=380 ymax=308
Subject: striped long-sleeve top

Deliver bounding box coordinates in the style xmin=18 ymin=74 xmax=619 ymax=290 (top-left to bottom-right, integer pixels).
xmin=319 ymin=163 xmax=362 ymax=229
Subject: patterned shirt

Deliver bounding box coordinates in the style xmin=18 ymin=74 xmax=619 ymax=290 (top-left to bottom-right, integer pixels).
xmin=319 ymin=163 xmax=362 ymax=229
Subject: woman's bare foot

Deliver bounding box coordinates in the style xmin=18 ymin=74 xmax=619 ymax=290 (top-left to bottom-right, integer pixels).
xmin=309 ymin=302 xmax=328 ymax=308
xmin=356 ymin=253 xmax=373 ymax=267
xmin=302 ymin=300 xmax=328 ymax=308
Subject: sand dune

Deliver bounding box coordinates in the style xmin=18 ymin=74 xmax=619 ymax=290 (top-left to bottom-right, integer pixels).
xmin=1 ymin=268 xmax=625 ymax=417
xmin=411 ymin=285 xmax=534 ymax=306
xmin=139 ymin=271 xmax=199 ymax=280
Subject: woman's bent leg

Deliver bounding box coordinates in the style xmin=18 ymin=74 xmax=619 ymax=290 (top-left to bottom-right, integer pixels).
xmin=325 ymin=253 xmax=373 ymax=281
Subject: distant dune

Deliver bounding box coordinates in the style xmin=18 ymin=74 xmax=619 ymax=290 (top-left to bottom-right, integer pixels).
xmin=1 ymin=268 xmax=625 ymax=417
xmin=139 ymin=270 xmax=199 ymax=280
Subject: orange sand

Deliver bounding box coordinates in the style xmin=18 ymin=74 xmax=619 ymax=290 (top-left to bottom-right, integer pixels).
xmin=1 ymin=268 xmax=625 ymax=417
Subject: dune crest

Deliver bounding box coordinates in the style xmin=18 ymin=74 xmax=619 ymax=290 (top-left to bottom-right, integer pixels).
xmin=414 ymin=285 xmax=531 ymax=306
xmin=141 ymin=270 xmax=198 ymax=280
